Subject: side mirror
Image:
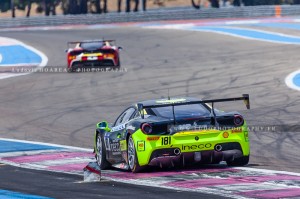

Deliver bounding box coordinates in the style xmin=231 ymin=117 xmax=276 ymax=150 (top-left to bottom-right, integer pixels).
xmin=65 ymin=49 xmax=69 ymax=53
xmin=118 ymin=47 xmax=123 ymax=51
xmin=96 ymin=121 xmax=111 ymax=132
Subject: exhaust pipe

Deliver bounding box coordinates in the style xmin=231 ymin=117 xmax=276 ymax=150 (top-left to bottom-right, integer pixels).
xmin=174 ymin=148 xmax=181 ymax=156
xmin=215 ymin=144 xmax=222 ymax=152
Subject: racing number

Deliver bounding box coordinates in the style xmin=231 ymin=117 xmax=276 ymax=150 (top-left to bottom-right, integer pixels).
xmin=161 ymin=137 xmax=171 ymax=145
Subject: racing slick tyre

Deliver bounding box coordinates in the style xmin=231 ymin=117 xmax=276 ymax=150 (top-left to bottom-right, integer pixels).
xmin=116 ymin=57 xmax=121 ymax=67
xmin=226 ymin=155 xmax=249 ymax=167
xmin=128 ymin=135 xmax=146 ymax=173
xmin=96 ymin=133 xmax=111 ymax=169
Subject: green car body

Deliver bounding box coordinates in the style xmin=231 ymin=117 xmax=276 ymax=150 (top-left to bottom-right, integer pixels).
xmin=94 ymin=95 xmax=250 ymax=172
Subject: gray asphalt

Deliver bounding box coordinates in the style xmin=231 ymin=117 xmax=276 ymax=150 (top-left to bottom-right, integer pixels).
xmin=0 ymin=164 xmax=228 ymax=199
xmin=0 ymin=27 xmax=299 ymax=197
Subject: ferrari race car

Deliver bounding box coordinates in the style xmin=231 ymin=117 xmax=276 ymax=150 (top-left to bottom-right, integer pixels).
xmin=94 ymin=95 xmax=250 ymax=172
xmin=65 ymin=40 xmax=122 ymax=72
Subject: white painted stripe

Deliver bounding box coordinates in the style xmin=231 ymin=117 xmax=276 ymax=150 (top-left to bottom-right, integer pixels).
xmin=225 ymin=20 xmax=260 ymax=25
xmin=1 ymin=138 xmax=300 ymax=176
xmin=0 ymin=159 xmax=83 ymax=175
xmin=33 ymin=158 xmax=94 ymax=166
xmin=0 ymin=149 xmax=73 ymax=158
xmin=211 ymin=26 xmax=300 ymax=39
xmin=146 ymin=25 xmax=300 ymax=45
xmin=236 ymin=166 xmax=300 ymax=176
xmin=0 ymin=138 xmax=91 ymax=152
xmin=0 ymin=37 xmax=20 ymax=46
xmin=293 ymin=19 xmax=300 ymax=23
xmin=212 ymin=183 xmax=289 ymax=192
xmin=0 ymin=37 xmax=48 ymax=80
xmin=0 ymin=63 xmax=41 ymax=67
xmin=285 ymin=69 xmax=300 ymax=91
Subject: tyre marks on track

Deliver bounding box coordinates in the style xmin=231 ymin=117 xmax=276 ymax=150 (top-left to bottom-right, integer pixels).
xmin=143 ymin=19 xmax=300 ymax=92
xmin=0 ymin=138 xmax=300 ymax=199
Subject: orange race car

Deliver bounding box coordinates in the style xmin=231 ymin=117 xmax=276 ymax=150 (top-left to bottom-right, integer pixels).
xmin=65 ymin=40 xmax=122 ymax=72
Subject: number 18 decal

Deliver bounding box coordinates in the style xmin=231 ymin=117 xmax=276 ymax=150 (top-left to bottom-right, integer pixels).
xmin=161 ymin=136 xmax=171 ymax=145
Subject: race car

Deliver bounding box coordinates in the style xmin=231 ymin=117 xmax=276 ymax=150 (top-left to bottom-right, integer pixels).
xmin=65 ymin=40 xmax=122 ymax=72
xmin=94 ymin=95 xmax=250 ymax=172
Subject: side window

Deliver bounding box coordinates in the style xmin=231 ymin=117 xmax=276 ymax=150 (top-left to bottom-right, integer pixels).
xmin=114 ymin=108 xmax=136 ymax=126
xmin=131 ymin=110 xmax=140 ymax=119
xmin=121 ymin=108 xmax=136 ymax=124
xmin=114 ymin=111 xmax=127 ymax=126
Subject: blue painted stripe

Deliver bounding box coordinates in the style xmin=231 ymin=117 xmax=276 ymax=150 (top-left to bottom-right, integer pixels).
xmin=0 ymin=190 xmax=53 ymax=199
xmin=0 ymin=140 xmax=63 ymax=153
xmin=293 ymin=73 xmax=300 ymax=87
xmin=188 ymin=26 xmax=300 ymax=44
xmin=0 ymin=45 xmax=42 ymax=65
xmin=250 ymin=23 xmax=300 ymax=30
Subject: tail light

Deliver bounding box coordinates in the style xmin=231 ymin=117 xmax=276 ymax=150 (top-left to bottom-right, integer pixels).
xmin=141 ymin=123 xmax=152 ymax=134
xmin=234 ymin=115 xmax=244 ymax=126
xmin=68 ymin=55 xmax=76 ymax=60
xmin=68 ymin=50 xmax=82 ymax=61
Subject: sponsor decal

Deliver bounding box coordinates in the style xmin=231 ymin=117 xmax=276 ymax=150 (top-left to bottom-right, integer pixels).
xmin=137 ymin=141 xmax=145 ymax=151
xmin=110 ymin=142 xmax=120 ymax=152
xmin=120 ymin=140 xmax=127 ymax=151
xmin=231 ymin=127 xmax=243 ymax=133
xmin=147 ymin=136 xmax=160 ymax=141
xmin=181 ymin=143 xmax=212 ymax=151
xmin=111 ymin=124 xmax=125 ymax=132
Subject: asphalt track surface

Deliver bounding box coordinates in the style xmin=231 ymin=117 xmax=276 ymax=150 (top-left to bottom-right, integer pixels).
xmin=0 ymin=26 xmax=300 ymax=198
xmin=0 ymin=164 xmax=228 ymax=199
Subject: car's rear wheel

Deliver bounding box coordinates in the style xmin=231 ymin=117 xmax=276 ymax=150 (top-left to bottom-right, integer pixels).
xmin=127 ymin=135 xmax=145 ymax=173
xmin=96 ymin=133 xmax=111 ymax=169
xmin=116 ymin=56 xmax=121 ymax=67
xmin=226 ymin=155 xmax=249 ymax=166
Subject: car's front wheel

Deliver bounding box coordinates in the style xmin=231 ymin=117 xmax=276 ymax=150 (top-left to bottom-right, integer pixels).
xmin=226 ymin=155 xmax=249 ymax=167
xmin=96 ymin=133 xmax=111 ymax=169
xmin=127 ymin=135 xmax=145 ymax=173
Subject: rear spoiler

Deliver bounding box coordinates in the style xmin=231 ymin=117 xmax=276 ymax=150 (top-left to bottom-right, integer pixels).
xmin=137 ymin=94 xmax=250 ymax=123
xmin=67 ymin=40 xmax=115 ymax=45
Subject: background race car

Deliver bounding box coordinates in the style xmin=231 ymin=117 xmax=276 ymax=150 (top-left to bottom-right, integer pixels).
xmin=94 ymin=95 xmax=250 ymax=173
xmin=65 ymin=40 xmax=122 ymax=72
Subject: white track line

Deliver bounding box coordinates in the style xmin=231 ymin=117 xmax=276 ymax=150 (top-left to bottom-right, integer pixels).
xmin=0 ymin=37 xmax=48 ymax=80
xmin=0 ymin=138 xmax=91 ymax=152
xmin=285 ymin=69 xmax=300 ymax=91
xmin=147 ymin=25 xmax=300 ymax=45
xmin=1 ymin=137 xmax=300 ymax=175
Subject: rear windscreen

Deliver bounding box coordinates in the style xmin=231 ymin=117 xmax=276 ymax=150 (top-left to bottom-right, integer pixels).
xmin=80 ymin=42 xmax=104 ymax=49
xmin=151 ymin=104 xmax=211 ymax=119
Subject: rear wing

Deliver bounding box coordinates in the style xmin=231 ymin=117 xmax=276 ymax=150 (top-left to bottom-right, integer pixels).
xmin=67 ymin=39 xmax=115 ymax=45
xmin=137 ymin=94 xmax=250 ymax=121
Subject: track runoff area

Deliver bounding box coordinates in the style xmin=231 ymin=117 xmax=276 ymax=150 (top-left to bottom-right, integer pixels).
xmin=1 ymin=16 xmax=300 ymax=199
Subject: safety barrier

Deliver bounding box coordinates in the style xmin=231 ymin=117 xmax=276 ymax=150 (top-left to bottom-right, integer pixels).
xmin=0 ymin=5 xmax=300 ymax=28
